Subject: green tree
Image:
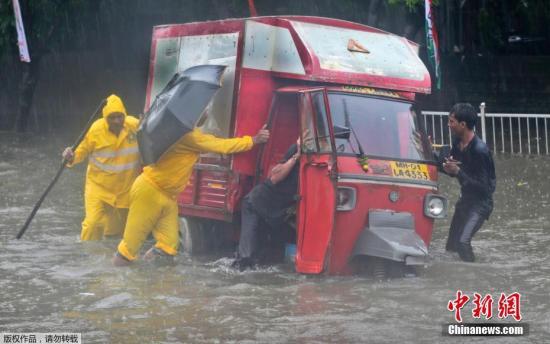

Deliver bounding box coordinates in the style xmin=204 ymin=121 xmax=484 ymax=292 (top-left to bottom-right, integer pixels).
xmin=388 ymin=0 xmax=438 ymax=10
xmin=0 ymin=0 xmax=85 ymax=132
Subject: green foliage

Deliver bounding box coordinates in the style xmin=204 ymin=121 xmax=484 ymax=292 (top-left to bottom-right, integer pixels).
xmin=514 ymin=0 xmax=550 ymax=34
xmin=0 ymin=0 xmax=16 ymax=53
xmin=0 ymin=0 xmax=86 ymax=57
xmin=478 ymin=5 xmax=504 ymax=51
xmin=387 ymin=0 xmax=439 ymax=11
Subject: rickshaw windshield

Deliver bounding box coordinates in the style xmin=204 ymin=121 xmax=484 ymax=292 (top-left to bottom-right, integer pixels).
xmin=327 ymin=92 xmax=431 ymax=161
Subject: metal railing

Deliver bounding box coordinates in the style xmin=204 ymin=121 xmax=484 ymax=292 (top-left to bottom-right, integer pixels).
xmin=422 ymin=104 xmax=550 ymax=155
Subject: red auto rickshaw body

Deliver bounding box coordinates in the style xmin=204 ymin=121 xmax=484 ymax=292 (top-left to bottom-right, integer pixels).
xmin=145 ymin=16 xmax=446 ymax=275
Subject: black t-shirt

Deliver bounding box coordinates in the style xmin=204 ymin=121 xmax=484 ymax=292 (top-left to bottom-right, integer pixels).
xmin=248 ymin=144 xmax=299 ymax=217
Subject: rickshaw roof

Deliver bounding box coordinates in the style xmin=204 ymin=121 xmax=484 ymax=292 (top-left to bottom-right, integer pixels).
xmin=275 ymin=85 xmax=416 ymax=101
xmin=152 ymin=16 xmax=431 ymax=94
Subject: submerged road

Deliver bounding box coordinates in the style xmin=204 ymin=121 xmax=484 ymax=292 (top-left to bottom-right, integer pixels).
xmin=1 ymin=134 xmax=548 ymax=343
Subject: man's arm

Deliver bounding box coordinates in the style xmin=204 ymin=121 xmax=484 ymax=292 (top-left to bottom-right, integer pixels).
xmin=269 ymin=143 xmax=299 ymax=184
xmin=446 ymin=151 xmax=495 ymax=197
xmin=63 ymin=133 xmax=92 ymax=167
xmin=433 ymin=142 xmax=454 ymax=174
xmin=181 ymin=126 xmax=269 ymax=155
xmin=269 ymin=153 xmax=299 ymax=184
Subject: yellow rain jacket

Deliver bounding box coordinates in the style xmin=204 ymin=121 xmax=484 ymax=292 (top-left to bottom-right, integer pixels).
xmin=142 ymin=129 xmax=254 ymax=197
xmin=118 ymin=129 xmax=254 ymax=260
xmin=70 ymin=95 xmax=140 ymax=209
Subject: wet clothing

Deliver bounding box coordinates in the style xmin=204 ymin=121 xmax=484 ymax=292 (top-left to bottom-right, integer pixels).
xmin=446 ymin=201 xmax=485 ymax=262
xmin=439 ymin=135 xmax=496 ymax=261
xmin=448 ymin=136 xmax=496 ymax=219
xmin=247 ymin=144 xmax=298 ymax=218
xmin=69 ymin=95 xmax=140 ymax=240
xmin=117 ymin=129 xmax=254 ymax=261
xmin=82 ymin=190 xmax=128 ymax=240
xmin=117 ymin=174 xmax=179 ymax=260
xmin=238 ymin=144 xmax=298 ymax=259
xmin=141 ymin=129 xmax=252 ymax=197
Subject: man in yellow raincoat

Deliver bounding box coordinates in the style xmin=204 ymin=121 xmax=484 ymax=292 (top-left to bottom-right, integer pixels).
xmin=112 ymin=125 xmax=270 ymax=266
xmin=62 ymin=94 xmax=140 ymax=240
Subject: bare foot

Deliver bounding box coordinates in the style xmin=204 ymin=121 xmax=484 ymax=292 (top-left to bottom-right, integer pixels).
xmin=112 ymin=252 xmax=131 ymax=267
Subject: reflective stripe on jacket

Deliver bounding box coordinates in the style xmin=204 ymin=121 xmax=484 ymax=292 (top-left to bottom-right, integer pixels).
xmin=143 ymin=128 xmax=254 ymax=197
xmin=71 ymin=116 xmax=140 ymax=208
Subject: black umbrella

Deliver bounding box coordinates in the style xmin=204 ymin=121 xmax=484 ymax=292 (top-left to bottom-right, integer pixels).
xmin=138 ymin=64 xmax=227 ymax=165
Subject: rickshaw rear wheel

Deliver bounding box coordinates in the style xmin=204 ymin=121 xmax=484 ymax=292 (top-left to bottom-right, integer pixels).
xmin=180 ymin=217 xmax=233 ymax=255
xmin=180 ymin=217 xmax=208 ymax=255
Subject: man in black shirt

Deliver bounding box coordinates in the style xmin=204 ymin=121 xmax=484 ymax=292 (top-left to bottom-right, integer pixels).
xmin=232 ymin=140 xmax=300 ymax=271
xmin=440 ymin=103 xmax=496 ymax=262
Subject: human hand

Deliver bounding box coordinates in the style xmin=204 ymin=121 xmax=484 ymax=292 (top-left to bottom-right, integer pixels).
xmin=253 ymin=124 xmax=270 ymax=145
xmin=289 ymin=152 xmax=300 ymax=164
xmin=443 ymin=156 xmax=461 ymax=176
xmin=295 ymin=137 xmax=301 ymax=158
xmin=62 ymin=147 xmax=74 ymax=163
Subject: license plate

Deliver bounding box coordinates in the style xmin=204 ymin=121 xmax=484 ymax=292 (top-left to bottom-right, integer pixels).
xmin=390 ymin=162 xmax=429 ymax=180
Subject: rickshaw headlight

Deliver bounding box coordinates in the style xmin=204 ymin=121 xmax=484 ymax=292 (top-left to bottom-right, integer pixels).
xmin=337 ymin=187 xmax=356 ymax=211
xmin=424 ymin=194 xmax=447 ymax=218
xmin=389 ymin=191 xmax=399 ymax=203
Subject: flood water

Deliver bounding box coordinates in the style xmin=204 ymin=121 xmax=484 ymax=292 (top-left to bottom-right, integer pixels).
xmin=1 ymin=133 xmax=549 ymax=343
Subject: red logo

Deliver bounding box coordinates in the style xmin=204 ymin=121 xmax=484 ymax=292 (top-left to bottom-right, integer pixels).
xmin=447 ymin=290 xmax=470 ymax=322
xmin=448 ymin=291 xmax=522 ymax=322
xmin=472 ymin=293 xmax=493 ymax=319
xmin=498 ymin=292 xmax=522 ymax=321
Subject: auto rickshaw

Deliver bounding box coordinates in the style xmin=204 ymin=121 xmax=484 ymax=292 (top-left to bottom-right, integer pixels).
xmin=144 ymin=16 xmax=447 ymax=275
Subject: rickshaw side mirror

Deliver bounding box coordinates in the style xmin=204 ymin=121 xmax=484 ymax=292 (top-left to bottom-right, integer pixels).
xmin=333 ymin=125 xmax=351 ymax=140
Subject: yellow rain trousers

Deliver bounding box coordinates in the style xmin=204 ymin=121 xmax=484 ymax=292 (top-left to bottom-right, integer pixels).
xmin=117 ymin=129 xmax=254 ymax=261
xmin=70 ymin=95 xmax=140 ymax=240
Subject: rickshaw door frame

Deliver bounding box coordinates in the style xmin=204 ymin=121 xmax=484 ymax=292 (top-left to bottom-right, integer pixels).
xmin=295 ymin=89 xmax=338 ymax=274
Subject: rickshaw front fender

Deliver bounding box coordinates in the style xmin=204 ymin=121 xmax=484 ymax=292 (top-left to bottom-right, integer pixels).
xmin=351 ymin=211 xmax=428 ymax=265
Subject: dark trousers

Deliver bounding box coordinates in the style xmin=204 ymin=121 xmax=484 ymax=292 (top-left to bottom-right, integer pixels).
xmin=238 ymin=195 xmax=287 ymax=259
xmin=446 ymin=200 xmax=486 ymax=262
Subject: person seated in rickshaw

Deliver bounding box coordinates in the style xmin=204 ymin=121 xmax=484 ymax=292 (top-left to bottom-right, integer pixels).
xmin=231 ymin=138 xmax=301 ymax=271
